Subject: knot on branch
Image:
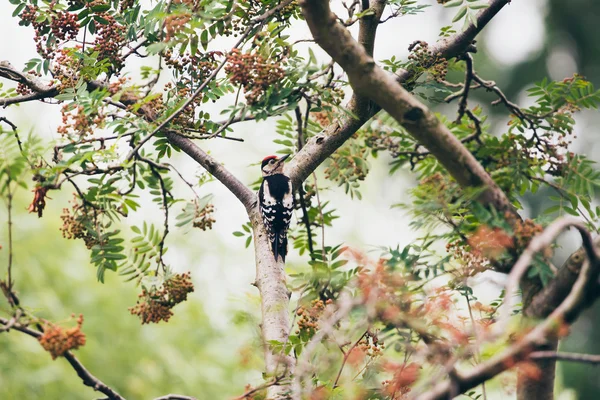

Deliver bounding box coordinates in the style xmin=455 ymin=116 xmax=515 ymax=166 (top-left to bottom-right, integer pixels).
xmin=403 ymin=107 xmax=424 ymax=123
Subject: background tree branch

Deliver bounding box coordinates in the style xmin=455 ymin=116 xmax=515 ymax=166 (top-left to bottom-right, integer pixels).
xmin=415 ymin=221 xmax=600 ymax=400
xmin=299 ymin=0 xmax=512 ymax=212
xmin=0 ymin=318 xmax=125 ymax=400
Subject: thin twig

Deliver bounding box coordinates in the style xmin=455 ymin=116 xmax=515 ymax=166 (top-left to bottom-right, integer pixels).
xmin=6 ymin=174 xmax=14 ymax=294
xmin=465 ymin=295 xmax=487 ymax=400
xmin=153 ymin=395 xmax=198 ymax=400
xmin=312 ymin=172 xmax=326 ymax=262
xmin=454 ymin=54 xmax=474 ymax=124
xmin=148 ymin=163 xmax=171 ymax=274
xmin=529 ymin=351 xmax=600 ymax=365
xmin=294 ymin=106 xmax=315 ymax=257
xmin=233 ymin=374 xmax=285 ymax=399
xmin=333 ymin=329 xmax=369 ymax=387
xmin=179 ymin=131 xmax=244 ymax=142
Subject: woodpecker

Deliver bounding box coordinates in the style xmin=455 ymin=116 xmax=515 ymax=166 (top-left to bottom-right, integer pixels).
xmin=259 ymin=154 xmax=293 ymax=262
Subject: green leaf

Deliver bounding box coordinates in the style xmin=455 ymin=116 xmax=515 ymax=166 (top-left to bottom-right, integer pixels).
xmin=444 ymin=0 xmax=463 ymax=7
xmin=147 ymin=42 xmax=168 ymax=55
xmin=12 ymin=3 xmax=25 ymax=17
xmin=88 ymin=19 xmax=96 ymax=35
xmin=452 ymin=5 xmax=468 ymax=22
xmin=200 ymin=30 xmax=208 ymax=51
xmin=91 ymin=4 xmax=111 ymax=12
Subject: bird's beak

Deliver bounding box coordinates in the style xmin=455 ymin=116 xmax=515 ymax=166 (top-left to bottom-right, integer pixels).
xmin=277 ymin=154 xmax=291 ymax=164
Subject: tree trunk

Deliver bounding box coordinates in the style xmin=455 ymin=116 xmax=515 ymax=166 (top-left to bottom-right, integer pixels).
xmin=518 ymin=279 xmax=556 ymax=400
xmin=249 ymin=206 xmax=294 ymax=398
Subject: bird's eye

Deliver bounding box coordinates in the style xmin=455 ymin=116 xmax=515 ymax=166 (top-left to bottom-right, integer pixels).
xmin=269 ymin=159 xmax=275 ymax=164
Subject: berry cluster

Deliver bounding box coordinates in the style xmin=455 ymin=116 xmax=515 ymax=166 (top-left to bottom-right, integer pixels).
xmin=468 ymin=225 xmax=514 ymax=260
xmin=356 ymin=330 xmax=384 ymax=358
xmin=119 ymin=0 xmax=135 ymax=13
xmin=129 ymin=272 xmax=195 ymax=324
xmin=323 ymin=143 xmax=369 ymax=183
xmin=164 ymin=13 xmax=191 ymax=41
xmin=219 ymin=1 xmax=298 ymax=38
xmin=92 ymin=14 xmax=126 ymax=73
xmin=58 ymin=104 xmax=105 ymax=139
xmin=407 ymin=41 xmax=448 ymax=82
xmin=60 ymin=196 xmax=99 ymax=249
xmin=16 ymin=81 xmax=35 ymax=96
xmin=192 ymin=203 xmax=215 ymax=231
xmin=446 ymin=240 xmax=489 ymax=281
xmin=225 ymin=49 xmax=285 ymax=105
xmin=381 ymin=362 xmax=420 ymax=399
xmin=38 ymin=314 xmax=86 ymax=360
xmin=162 ymin=82 xmax=202 ymax=126
xmin=164 ymin=50 xmax=220 ymax=82
xmin=513 ymin=218 xmax=544 ymax=252
xmin=20 ymin=5 xmax=79 ymax=59
xmin=51 ymin=12 xmax=79 ymax=41
xmin=295 ymin=299 xmax=332 ymax=338
xmin=50 ymin=48 xmax=80 ymax=92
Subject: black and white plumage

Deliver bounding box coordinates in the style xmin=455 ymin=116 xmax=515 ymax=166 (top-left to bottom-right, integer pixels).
xmin=259 ymin=154 xmax=293 ymax=262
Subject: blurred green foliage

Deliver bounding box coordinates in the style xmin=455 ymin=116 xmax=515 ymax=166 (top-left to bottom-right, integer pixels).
xmin=0 ymin=190 xmax=259 ymax=399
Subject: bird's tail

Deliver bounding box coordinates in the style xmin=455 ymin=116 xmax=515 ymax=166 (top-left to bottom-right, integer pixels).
xmin=272 ymin=230 xmax=288 ymax=263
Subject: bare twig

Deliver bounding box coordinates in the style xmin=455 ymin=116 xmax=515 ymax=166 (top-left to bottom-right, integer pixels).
xmin=292 ymin=293 xmax=362 ymax=400
xmin=148 ymin=163 xmax=171 ymax=273
xmin=294 ymin=106 xmax=315 ymax=256
xmin=465 ymin=295 xmax=487 ymax=400
xmin=164 ymin=130 xmax=255 ymax=209
xmin=454 ymin=54 xmax=474 ymax=124
xmin=5 ymin=176 xmax=14 ymax=297
xmin=529 ymin=351 xmax=600 ymax=365
xmin=232 ymin=374 xmax=285 ymax=399
xmin=153 ymin=395 xmax=197 ymax=400
xmin=312 ymin=173 xmax=326 ymax=262
xmin=333 ymin=329 xmax=369 ymax=387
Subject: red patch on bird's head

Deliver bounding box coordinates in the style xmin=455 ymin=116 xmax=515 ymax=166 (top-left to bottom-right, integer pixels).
xmin=262 ymin=155 xmax=278 ymax=163
xmin=261 ymin=155 xmax=278 ymax=169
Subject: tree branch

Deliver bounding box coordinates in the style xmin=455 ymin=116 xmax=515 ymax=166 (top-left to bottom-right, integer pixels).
xmin=415 ymin=222 xmax=600 ymax=400
xmin=299 ymin=0 xmax=512 ymax=214
xmin=527 ymin=235 xmax=600 ymax=318
xmin=288 ymin=0 xmax=512 ymax=196
xmin=286 ymin=0 xmax=387 ymax=188
xmin=248 ymin=207 xmax=294 ymax=398
xmin=0 ymin=318 xmax=125 ymax=400
xmin=495 ymin=217 xmax=598 ymax=337
xmin=529 ymin=351 xmax=600 ymax=365
xmin=163 ymin=131 xmax=255 ymax=209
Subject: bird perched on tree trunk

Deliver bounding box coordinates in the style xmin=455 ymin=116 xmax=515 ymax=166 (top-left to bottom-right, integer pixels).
xmin=259 ymin=154 xmax=293 ymax=262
